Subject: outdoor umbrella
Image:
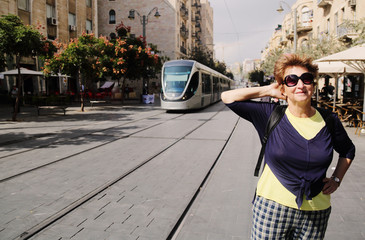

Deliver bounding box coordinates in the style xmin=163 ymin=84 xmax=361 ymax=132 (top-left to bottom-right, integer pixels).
xmin=314 ymin=61 xmax=361 ymax=108
xmin=0 ymin=67 xmax=44 ymax=76
xmin=316 ymin=44 xmax=365 ymax=119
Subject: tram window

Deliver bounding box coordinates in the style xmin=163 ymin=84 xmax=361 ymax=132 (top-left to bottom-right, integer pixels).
xmin=213 ymin=77 xmax=219 ymax=93
xmin=202 ymin=74 xmax=211 ymax=94
xmin=163 ymin=66 xmax=192 ymax=94
xmin=185 ymin=72 xmax=199 ymax=99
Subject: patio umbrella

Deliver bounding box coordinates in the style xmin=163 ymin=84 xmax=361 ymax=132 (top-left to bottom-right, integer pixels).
xmin=0 ymin=67 xmax=44 ymax=76
xmin=315 ymin=61 xmax=361 ymax=75
xmin=316 ymin=44 xmax=365 ymax=119
xmin=314 ymin=61 xmax=361 ymax=108
xmin=316 ymin=44 xmax=365 ymax=73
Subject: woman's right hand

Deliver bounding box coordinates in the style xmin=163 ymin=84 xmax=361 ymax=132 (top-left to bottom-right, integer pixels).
xmin=268 ymin=83 xmax=286 ymax=100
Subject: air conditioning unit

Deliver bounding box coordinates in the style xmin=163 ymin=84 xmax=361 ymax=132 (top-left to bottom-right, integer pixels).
xmin=349 ymin=0 xmax=356 ymax=7
xmin=47 ymin=17 xmax=57 ymax=25
xmin=69 ymin=25 xmax=77 ymax=31
xmin=51 ymin=17 xmax=57 ymax=25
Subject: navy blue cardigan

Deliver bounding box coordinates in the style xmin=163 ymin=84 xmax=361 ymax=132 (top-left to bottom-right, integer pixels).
xmin=227 ymin=101 xmax=355 ymax=208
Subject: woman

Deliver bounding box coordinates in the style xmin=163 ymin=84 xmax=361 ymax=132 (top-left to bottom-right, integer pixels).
xmin=221 ymin=54 xmax=355 ymax=239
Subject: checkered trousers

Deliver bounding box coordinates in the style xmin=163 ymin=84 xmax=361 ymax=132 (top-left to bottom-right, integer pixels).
xmin=251 ymin=196 xmax=331 ymax=240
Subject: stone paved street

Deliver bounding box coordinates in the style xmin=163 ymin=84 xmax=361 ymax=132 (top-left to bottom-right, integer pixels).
xmin=0 ymin=101 xmax=364 ymax=240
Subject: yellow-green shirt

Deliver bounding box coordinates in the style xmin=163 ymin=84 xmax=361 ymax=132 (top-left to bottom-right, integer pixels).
xmin=257 ymin=109 xmax=331 ymax=210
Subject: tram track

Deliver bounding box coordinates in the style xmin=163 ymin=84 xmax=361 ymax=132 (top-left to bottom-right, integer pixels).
xmin=14 ymin=106 xmax=227 ymax=240
xmin=0 ymin=111 xmax=179 ymax=183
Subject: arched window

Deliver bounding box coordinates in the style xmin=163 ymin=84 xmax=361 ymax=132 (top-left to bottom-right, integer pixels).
xmin=109 ymin=10 xmax=116 ymax=24
xmin=301 ymin=7 xmax=312 ymax=27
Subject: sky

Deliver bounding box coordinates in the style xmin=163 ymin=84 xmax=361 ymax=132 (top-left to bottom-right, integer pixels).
xmin=209 ymin=0 xmax=297 ymax=66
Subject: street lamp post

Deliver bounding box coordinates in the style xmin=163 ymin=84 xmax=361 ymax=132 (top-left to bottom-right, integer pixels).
xmin=128 ymin=7 xmax=161 ymax=100
xmin=128 ymin=7 xmax=161 ymax=41
xmin=277 ymin=1 xmax=297 ymax=53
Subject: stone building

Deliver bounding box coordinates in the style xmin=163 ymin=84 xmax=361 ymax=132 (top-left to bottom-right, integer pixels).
xmin=0 ymin=0 xmax=214 ymax=97
xmin=96 ymin=0 xmax=213 ymax=96
xmin=97 ymin=0 xmax=213 ymax=61
xmin=0 ymin=0 xmax=98 ymax=94
xmin=262 ymin=0 xmax=365 ymax=59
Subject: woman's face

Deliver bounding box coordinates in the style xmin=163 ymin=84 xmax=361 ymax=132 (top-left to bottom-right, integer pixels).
xmin=283 ymin=66 xmax=314 ymax=105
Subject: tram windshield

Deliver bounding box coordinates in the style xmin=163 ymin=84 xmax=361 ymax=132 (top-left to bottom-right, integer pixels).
xmin=163 ymin=66 xmax=192 ymax=94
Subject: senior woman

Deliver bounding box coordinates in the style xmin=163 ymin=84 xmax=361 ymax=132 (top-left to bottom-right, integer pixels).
xmin=221 ymin=54 xmax=355 ymax=240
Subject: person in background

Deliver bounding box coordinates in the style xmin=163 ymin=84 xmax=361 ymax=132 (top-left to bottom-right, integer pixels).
xmin=221 ymin=54 xmax=355 ymax=240
xmin=11 ymin=86 xmax=18 ymax=113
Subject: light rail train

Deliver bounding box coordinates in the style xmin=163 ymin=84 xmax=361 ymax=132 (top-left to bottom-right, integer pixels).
xmin=160 ymin=60 xmax=234 ymax=110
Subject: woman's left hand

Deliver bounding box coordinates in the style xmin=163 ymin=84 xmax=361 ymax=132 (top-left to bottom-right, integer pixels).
xmin=322 ymin=177 xmax=339 ymax=195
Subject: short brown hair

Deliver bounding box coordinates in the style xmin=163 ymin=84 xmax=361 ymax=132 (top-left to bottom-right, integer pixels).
xmin=274 ymin=54 xmax=318 ymax=85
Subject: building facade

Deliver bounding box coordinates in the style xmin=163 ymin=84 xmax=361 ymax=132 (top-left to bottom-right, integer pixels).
xmin=96 ymin=0 xmax=213 ymax=96
xmin=97 ymin=0 xmax=213 ymax=61
xmin=262 ymin=0 xmax=365 ymax=60
xmin=0 ymin=0 xmax=99 ymax=94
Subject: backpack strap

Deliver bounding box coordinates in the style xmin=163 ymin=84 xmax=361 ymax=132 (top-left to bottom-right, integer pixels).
xmin=254 ymin=105 xmax=287 ymax=176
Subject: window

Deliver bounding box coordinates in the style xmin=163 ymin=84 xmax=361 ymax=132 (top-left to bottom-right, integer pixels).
xmin=46 ymin=4 xmax=56 ymax=18
xmin=18 ymin=0 xmax=29 ymax=11
xmin=68 ymin=13 xmax=76 ymax=26
xmin=86 ymin=0 xmax=92 ymax=7
xmin=109 ymin=10 xmax=116 ymax=24
xmin=86 ymin=20 xmax=92 ymax=33
xmin=202 ymin=73 xmax=211 ymax=94
xmin=301 ymin=7 xmax=312 ymax=27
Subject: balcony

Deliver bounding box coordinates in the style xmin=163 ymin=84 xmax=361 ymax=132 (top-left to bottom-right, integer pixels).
xmin=280 ymin=36 xmax=288 ymax=46
xmin=192 ymin=31 xmax=200 ymax=40
xmin=192 ymin=1 xmax=201 ymax=9
xmin=180 ymin=46 xmax=187 ymax=55
xmin=286 ymin=29 xmax=294 ymax=40
xmin=180 ymin=25 xmax=189 ymax=39
xmin=195 ymin=23 xmax=201 ymax=30
xmin=317 ymin=0 xmax=332 ymax=8
xmin=180 ymin=4 xmax=189 ymax=20
xmin=337 ymin=21 xmax=358 ymax=41
xmin=192 ymin=16 xmax=200 ymax=23
xmin=297 ymin=22 xmax=313 ymax=33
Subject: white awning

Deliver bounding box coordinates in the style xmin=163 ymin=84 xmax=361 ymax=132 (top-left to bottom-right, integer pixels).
xmin=100 ymin=81 xmax=115 ymax=89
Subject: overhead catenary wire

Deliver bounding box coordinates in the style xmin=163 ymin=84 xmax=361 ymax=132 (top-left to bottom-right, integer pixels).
xmin=223 ymin=0 xmax=240 ymax=41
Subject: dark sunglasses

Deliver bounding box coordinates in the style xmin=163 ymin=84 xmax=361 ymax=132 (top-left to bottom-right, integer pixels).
xmin=283 ymin=72 xmax=314 ymax=87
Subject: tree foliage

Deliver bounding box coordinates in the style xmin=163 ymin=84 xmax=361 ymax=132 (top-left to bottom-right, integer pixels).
xmin=43 ymin=21 xmax=163 ymax=107
xmin=343 ymin=17 xmax=365 ymax=46
xmin=0 ymin=14 xmax=57 ymax=120
xmin=188 ymin=47 xmax=233 ymax=79
xmin=248 ymin=70 xmax=266 ymax=85
xmin=261 ymin=35 xmax=348 ymax=76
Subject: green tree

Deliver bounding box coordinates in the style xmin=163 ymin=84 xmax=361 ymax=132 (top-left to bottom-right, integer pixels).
xmin=261 ymin=35 xmax=348 ymax=77
xmin=248 ymin=70 xmax=266 ymax=86
xmin=188 ymin=46 xmax=233 ymax=79
xmin=43 ymin=33 xmax=103 ymax=111
xmin=0 ymin=14 xmax=56 ymax=121
xmin=343 ymin=18 xmax=365 ymax=46
xmin=296 ymin=35 xmax=347 ymax=60
xmin=44 ymin=22 xmax=163 ymax=106
xmin=260 ymin=47 xmax=285 ymax=76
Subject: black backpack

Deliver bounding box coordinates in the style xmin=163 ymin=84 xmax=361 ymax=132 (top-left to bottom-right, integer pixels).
xmin=254 ymin=105 xmax=335 ymax=177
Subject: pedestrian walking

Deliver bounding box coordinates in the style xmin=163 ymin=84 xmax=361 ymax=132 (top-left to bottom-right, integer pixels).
xmin=221 ymin=54 xmax=355 ymax=240
xmin=11 ymin=86 xmax=19 ymax=113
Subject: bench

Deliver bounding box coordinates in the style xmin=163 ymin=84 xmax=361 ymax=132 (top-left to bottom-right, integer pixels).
xmin=90 ymin=100 xmax=107 ymax=107
xmin=36 ymin=105 xmax=68 ymax=116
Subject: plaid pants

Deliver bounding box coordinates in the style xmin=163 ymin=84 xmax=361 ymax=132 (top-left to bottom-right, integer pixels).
xmin=251 ymin=196 xmax=331 ymax=240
